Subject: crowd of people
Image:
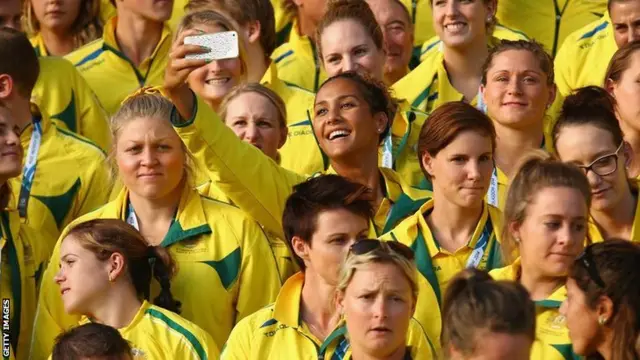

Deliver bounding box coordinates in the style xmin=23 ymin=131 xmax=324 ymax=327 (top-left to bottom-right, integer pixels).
xmin=1 ymin=0 xmax=640 ymax=359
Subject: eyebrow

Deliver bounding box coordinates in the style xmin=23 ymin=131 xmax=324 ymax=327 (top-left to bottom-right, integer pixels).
xmin=314 ymin=94 xmax=359 ymax=107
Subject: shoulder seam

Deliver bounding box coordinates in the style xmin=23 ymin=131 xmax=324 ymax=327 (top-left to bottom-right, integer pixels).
xmin=55 ymin=126 xmax=106 ymax=156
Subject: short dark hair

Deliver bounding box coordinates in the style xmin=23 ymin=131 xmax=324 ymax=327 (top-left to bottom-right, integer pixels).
xmin=282 ymin=175 xmax=374 ymax=270
xmin=0 ymin=28 xmax=39 ymax=98
xmin=52 ymin=323 xmax=132 ymax=359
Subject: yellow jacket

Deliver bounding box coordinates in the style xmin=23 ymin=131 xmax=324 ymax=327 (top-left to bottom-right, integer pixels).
xmin=66 ymin=301 xmax=219 ymax=360
xmin=271 ymin=20 xmax=327 ymax=92
xmin=65 ymin=17 xmax=172 ymax=115
xmin=9 ymin=107 xmax=110 ymax=256
xmin=490 ymin=261 xmax=580 ymax=360
xmin=32 ymin=57 xmax=110 ymax=152
xmin=30 ymin=184 xmax=283 ymax=358
xmin=555 ymin=13 xmax=617 ymax=98
xmin=260 ymin=62 xmax=322 ymax=175
xmin=171 ymin=95 xmax=432 ymax=240
xmin=221 ymin=272 xmax=437 ymax=360
xmin=1 ymin=209 xmax=50 ymax=360
xmin=380 ymin=199 xmax=504 ymax=347
xmin=99 ymin=0 xmax=188 ymax=32
xmin=496 ymin=0 xmax=608 ymax=56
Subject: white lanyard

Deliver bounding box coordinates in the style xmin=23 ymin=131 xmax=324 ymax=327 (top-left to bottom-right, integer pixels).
xmin=126 ymin=202 xmax=140 ymax=231
xmin=487 ymin=167 xmax=499 ymax=207
xmin=18 ymin=118 xmax=42 ymax=218
xmin=381 ymin=135 xmax=393 ymax=169
xmin=465 ymin=217 xmax=493 ymax=268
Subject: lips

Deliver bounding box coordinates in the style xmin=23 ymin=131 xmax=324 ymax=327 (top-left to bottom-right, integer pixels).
xmin=368 ymin=326 xmax=392 ymax=335
xmin=205 ymin=77 xmax=231 ymax=85
xmin=327 ymin=129 xmax=351 ymax=141
xmin=138 ymin=173 xmax=162 ymax=178
xmin=60 ymin=287 xmax=70 ymax=296
xmin=444 ymin=21 xmax=467 ymax=32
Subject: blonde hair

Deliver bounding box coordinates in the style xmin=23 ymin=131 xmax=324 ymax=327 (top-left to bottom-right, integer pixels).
xmin=218 ymin=83 xmax=288 ymax=129
xmin=336 ymin=242 xmax=418 ymax=301
xmin=23 ymin=0 xmax=103 ymax=49
xmin=502 ymin=150 xmax=591 ymax=264
xmin=109 ymin=88 xmax=195 ymax=185
xmin=176 ymin=10 xmax=248 ymax=80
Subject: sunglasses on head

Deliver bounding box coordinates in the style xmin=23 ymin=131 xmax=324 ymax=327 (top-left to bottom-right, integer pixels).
xmin=576 ymin=245 xmax=605 ymax=289
xmin=349 ymin=239 xmax=415 ymax=261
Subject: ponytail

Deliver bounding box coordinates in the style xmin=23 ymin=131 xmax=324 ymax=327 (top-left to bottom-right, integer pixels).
xmin=147 ymin=246 xmax=181 ymax=313
xmin=66 ymin=219 xmax=182 ymax=314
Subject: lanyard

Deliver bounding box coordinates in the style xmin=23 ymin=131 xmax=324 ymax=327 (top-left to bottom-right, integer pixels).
xmin=126 ymin=201 xmax=140 ymax=230
xmin=488 ymin=167 xmax=499 ymax=207
xmin=18 ymin=117 xmax=43 ymax=218
xmin=407 ymin=215 xmax=494 ymax=305
xmin=381 ymin=112 xmax=415 ymax=170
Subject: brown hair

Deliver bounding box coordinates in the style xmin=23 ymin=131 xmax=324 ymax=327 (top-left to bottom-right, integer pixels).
xmin=66 ymin=219 xmax=181 ymax=313
xmin=23 ymin=0 xmax=103 ymax=51
xmin=502 ymin=151 xmax=591 ymax=264
xmin=219 ymin=83 xmax=287 ymax=129
xmin=185 ymin=0 xmax=277 ymax=56
xmin=418 ymin=101 xmax=496 ymax=179
xmin=570 ymin=240 xmax=640 ymax=360
xmin=52 ymin=323 xmax=132 ymax=360
xmin=282 ymin=175 xmax=373 ymax=270
xmin=605 ymin=41 xmax=640 ymax=85
xmin=175 ymin=10 xmax=248 ymax=78
xmin=482 ymin=39 xmax=554 ymax=86
xmin=552 ymin=86 xmax=625 ymax=151
xmin=0 ymin=28 xmax=39 ymax=97
xmin=317 ymin=71 xmax=396 ymax=143
xmin=441 ymin=268 xmax=536 ymax=358
xmin=315 ymin=0 xmax=384 ymax=61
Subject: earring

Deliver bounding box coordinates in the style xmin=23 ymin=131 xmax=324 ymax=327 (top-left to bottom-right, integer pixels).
xmin=598 ymin=316 xmax=607 ymax=325
xmin=515 ymin=237 xmax=521 ymax=243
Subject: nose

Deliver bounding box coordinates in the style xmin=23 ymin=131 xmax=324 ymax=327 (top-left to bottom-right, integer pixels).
xmin=629 ymin=27 xmax=640 ymax=44
xmin=585 ymin=169 xmax=603 ymax=189
xmin=507 ymin=77 xmax=523 ymax=95
xmin=140 ymin=148 xmax=158 ymax=166
xmin=244 ymin=123 xmax=260 ymax=143
xmin=342 ymin=56 xmax=357 ymax=73
xmin=466 ymin=160 xmax=482 ymax=181
xmin=372 ymin=296 xmax=389 ymax=319
xmin=54 ymin=269 xmax=65 ymax=284
xmin=445 ymin=0 xmax=458 ymax=16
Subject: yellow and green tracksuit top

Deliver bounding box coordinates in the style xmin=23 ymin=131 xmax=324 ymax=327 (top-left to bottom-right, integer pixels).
xmin=32 ymin=56 xmax=111 ymax=152
xmin=490 ymin=260 xmax=580 ymax=360
xmin=1 ymin=208 xmax=50 ymax=360
xmin=29 ymin=34 xmax=48 ymax=57
xmin=496 ymin=0 xmax=607 ymax=56
xmin=171 ymin=94 xmax=432 ymax=241
xmin=379 ymin=198 xmax=504 ymax=347
xmin=417 ymin=26 xmax=530 ymax=63
xmin=487 ymin=136 xmax=554 ymax=210
xmin=271 ymin=20 xmax=327 ymax=92
xmin=220 ymin=272 xmax=437 ymax=360
xmin=100 ymin=0 xmax=188 ymax=32
xmin=555 ymin=13 xmax=617 ymax=98
xmin=8 ymin=107 xmax=110 ymax=257
xmin=260 ymin=61 xmax=322 ymax=175
xmin=30 ymin=184 xmax=283 ymax=358
xmin=394 ymin=36 xmax=526 ymax=113
xmin=587 ymin=191 xmax=640 ymax=243
xmin=65 ymin=17 xmax=172 ymax=115
xmin=67 ymin=301 xmax=220 ymax=360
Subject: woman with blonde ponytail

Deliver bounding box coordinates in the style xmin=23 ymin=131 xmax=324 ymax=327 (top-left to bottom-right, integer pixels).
xmin=491 ymin=151 xmax=591 ymax=360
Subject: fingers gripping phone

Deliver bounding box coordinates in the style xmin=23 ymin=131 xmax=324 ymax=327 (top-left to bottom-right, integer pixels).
xmin=184 ymin=31 xmax=239 ymax=61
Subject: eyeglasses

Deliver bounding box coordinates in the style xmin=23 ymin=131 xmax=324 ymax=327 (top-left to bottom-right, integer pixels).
xmin=576 ymin=245 xmax=606 ymax=289
xmin=349 ymin=239 xmax=415 ymax=261
xmin=575 ymin=142 xmax=624 ymax=177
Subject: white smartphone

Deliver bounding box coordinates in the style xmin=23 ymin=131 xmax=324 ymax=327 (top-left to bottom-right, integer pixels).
xmin=184 ymin=31 xmax=239 ymax=61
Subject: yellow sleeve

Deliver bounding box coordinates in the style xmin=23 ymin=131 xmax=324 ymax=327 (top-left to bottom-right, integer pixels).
xmin=71 ymin=67 xmax=111 ymax=152
xmin=171 ymin=94 xmax=306 ymax=239
xmin=406 ymin=318 xmax=438 ymax=360
xmin=30 ymin=230 xmax=81 ymax=360
xmin=234 ymin=217 xmax=281 ymax=323
xmin=72 ymin=154 xmax=111 ymax=223
xmin=554 ymin=40 xmax=576 ymax=98
xmin=220 ymin=313 xmax=255 ymax=360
